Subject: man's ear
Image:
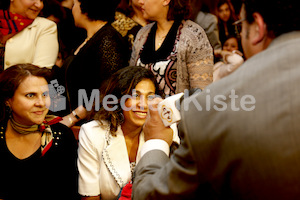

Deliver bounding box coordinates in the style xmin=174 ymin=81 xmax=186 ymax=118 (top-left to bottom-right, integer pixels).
xmin=251 ymin=12 xmax=267 ymax=45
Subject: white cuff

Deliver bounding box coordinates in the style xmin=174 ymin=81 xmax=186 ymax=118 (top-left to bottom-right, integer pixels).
xmin=140 ymin=139 xmax=170 ymax=158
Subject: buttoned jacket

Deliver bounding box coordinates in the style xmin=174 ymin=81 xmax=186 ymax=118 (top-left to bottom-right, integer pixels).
xmin=78 ymin=120 xmax=179 ymax=199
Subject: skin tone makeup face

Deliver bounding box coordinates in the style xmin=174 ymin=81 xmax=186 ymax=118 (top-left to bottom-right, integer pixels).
xmin=8 ymin=76 xmax=50 ymax=126
xmin=9 ymin=0 xmax=44 ymax=19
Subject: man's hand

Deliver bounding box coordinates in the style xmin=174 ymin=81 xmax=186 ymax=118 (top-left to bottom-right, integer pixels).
xmin=143 ymin=98 xmax=174 ymax=146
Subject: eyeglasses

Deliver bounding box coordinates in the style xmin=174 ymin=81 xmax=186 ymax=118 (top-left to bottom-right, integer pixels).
xmin=233 ymin=18 xmax=246 ymax=38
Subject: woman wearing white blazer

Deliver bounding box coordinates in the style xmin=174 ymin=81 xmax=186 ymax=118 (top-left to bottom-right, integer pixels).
xmin=0 ymin=0 xmax=58 ymax=70
xmin=78 ymin=66 xmax=180 ymax=200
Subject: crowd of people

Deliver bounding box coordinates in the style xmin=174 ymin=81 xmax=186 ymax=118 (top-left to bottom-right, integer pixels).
xmin=0 ymin=0 xmax=300 ymax=199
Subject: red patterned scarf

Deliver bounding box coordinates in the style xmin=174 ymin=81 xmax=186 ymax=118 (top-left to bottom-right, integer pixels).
xmin=0 ymin=10 xmax=34 ymax=44
xmin=9 ymin=115 xmax=63 ymax=156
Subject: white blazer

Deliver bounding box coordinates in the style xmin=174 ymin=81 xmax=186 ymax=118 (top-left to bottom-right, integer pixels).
xmin=78 ymin=120 xmax=179 ymax=200
xmin=4 ymin=17 xmax=59 ymax=69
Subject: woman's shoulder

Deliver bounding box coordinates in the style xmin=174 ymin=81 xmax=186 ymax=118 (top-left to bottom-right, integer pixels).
xmin=28 ymin=17 xmax=57 ymax=34
xmin=134 ymin=22 xmax=154 ymax=42
xmin=93 ymin=24 xmax=125 ymax=44
xmin=181 ymin=20 xmax=206 ymax=34
xmin=112 ymin=11 xmax=139 ymax=37
xmin=50 ymin=122 xmax=74 ymax=139
xmin=179 ymin=20 xmax=209 ymax=44
xmin=139 ymin=22 xmax=155 ymax=33
xmin=32 ymin=17 xmax=57 ymax=28
xmin=79 ymin=120 xmax=109 ymax=139
xmin=51 ymin=122 xmax=72 ymax=133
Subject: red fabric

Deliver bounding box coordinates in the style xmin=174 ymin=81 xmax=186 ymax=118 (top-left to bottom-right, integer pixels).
xmin=39 ymin=116 xmax=62 ymax=156
xmin=119 ymin=182 xmax=132 ymax=200
xmin=0 ymin=10 xmax=33 ymax=43
xmin=39 ymin=116 xmax=63 ymax=132
xmin=41 ymin=139 xmax=53 ymax=157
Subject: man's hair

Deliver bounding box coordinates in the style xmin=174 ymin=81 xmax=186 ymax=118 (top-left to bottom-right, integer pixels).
xmin=243 ymin=0 xmax=300 ymax=37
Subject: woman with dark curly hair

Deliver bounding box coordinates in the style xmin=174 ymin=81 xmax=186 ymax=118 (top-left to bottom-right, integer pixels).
xmin=130 ymin=0 xmax=214 ymax=96
xmin=77 ymin=66 xmax=179 ymax=200
xmin=52 ymin=0 xmax=129 ymax=128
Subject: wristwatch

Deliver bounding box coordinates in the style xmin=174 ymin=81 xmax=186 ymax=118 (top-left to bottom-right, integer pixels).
xmin=72 ymin=110 xmax=81 ymax=120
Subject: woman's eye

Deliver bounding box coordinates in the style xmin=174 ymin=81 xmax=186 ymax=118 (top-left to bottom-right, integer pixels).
xmin=147 ymin=95 xmax=155 ymax=100
xmin=26 ymin=93 xmax=34 ymax=98
xmin=42 ymin=91 xmax=49 ymax=97
xmin=132 ymin=93 xmax=139 ymax=98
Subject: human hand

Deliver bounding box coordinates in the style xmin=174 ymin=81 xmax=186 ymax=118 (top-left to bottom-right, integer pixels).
xmin=213 ymin=50 xmax=244 ymax=82
xmin=143 ymin=98 xmax=174 ymax=146
xmin=60 ymin=106 xmax=87 ymax=128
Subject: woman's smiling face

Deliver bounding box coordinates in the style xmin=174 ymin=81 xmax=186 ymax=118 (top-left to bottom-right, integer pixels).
xmin=8 ymin=76 xmax=50 ymax=126
xmin=9 ymin=0 xmax=44 ymax=19
xmin=122 ymin=79 xmax=156 ymax=129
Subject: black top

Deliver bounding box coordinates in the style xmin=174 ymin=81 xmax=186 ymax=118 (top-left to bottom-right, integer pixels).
xmin=140 ymin=20 xmax=181 ymax=64
xmin=0 ymin=121 xmax=79 ymax=200
xmin=52 ymin=24 xmax=129 ymax=118
xmin=218 ymin=19 xmax=237 ymax=45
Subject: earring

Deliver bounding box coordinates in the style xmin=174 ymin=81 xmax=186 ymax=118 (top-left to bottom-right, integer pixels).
xmin=5 ymin=105 xmax=12 ymax=115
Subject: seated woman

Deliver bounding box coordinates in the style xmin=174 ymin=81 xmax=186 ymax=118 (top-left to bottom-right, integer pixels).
xmin=0 ymin=0 xmax=59 ymax=70
xmin=77 ymin=66 xmax=180 ymax=200
xmin=213 ymin=35 xmax=244 ymax=82
xmin=0 ymin=64 xmax=79 ymax=200
xmin=222 ymin=34 xmax=243 ymax=56
xmin=52 ymin=0 xmax=129 ymax=128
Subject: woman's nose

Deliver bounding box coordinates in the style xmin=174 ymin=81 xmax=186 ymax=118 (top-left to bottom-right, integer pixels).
xmin=34 ymin=0 xmax=43 ymax=8
xmin=35 ymin=96 xmax=46 ymax=107
xmin=137 ymin=96 xmax=148 ymax=110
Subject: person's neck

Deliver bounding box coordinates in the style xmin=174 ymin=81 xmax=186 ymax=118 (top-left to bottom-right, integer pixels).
xmin=121 ymin=123 xmax=142 ymax=139
xmin=156 ymin=19 xmax=174 ymax=37
xmin=85 ymin=20 xmax=107 ymax=40
xmin=7 ymin=120 xmax=40 ymax=139
xmin=132 ymin=10 xmax=147 ymax=27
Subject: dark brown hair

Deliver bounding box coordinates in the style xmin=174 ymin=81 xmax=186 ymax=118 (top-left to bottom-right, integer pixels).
xmin=167 ymin=0 xmax=192 ymax=20
xmin=78 ymin=0 xmax=120 ymax=22
xmin=242 ymin=0 xmax=300 ymax=37
xmin=91 ymin=66 xmax=162 ymax=135
xmin=116 ymin=0 xmax=134 ymax=18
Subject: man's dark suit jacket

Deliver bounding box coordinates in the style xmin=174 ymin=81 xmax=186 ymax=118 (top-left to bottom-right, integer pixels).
xmin=133 ymin=31 xmax=300 ymax=199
